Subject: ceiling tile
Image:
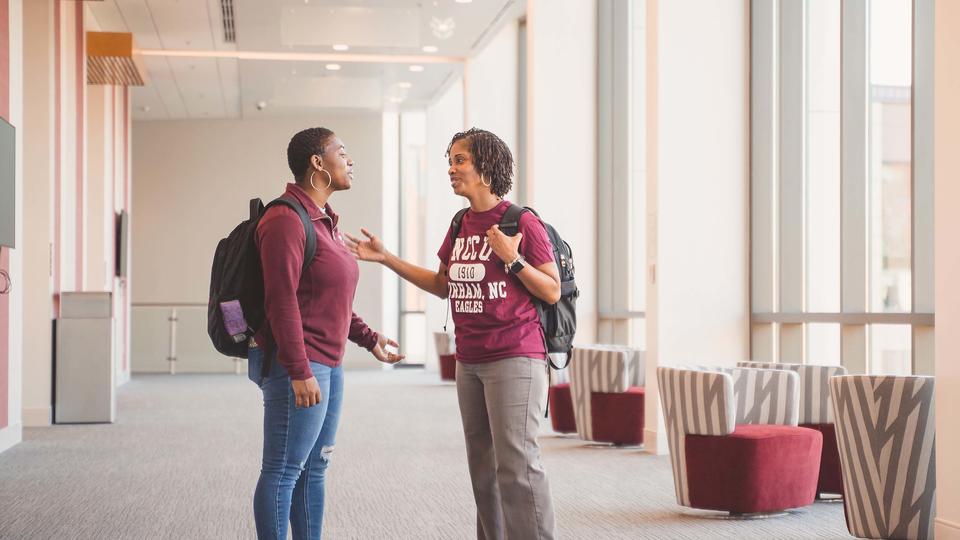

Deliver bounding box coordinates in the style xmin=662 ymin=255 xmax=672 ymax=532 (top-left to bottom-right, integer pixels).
xmin=114 ymin=0 xmax=164 ymax=49
xmin=146 ymin=0 xmax=217 ymax=50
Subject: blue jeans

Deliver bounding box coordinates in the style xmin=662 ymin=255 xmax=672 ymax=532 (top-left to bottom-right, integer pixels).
xmin=250 ymin=347 xmax=344 ymax=540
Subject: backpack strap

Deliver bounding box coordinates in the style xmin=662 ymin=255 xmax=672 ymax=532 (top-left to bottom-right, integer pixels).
xmin=265 ymin=196 xmax=317 ymax=275
xmin=498 ymin=204 xmax=531 ymax=237
xmin=257 ymin=196 xmax=317 ymax=379
xmin=249 ymin=198 xmax=265 ymax=221
xmin=448 ymin=207 xmax=470 ymax=249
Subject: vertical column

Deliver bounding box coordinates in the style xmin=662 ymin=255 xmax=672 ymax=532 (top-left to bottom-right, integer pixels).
xmin=841 ymin=0 xmax=870 ymax=374
xmin=526 ymin=0 xmax=598 ymax=343
xmin=751 ymin=0 xmax=778 ymax=362
xmin=0 ymin=0 xmax=11 ymax=434
xmin=21 ymin=0 xmax=55 ymax=426
xmin=644 ymin=0 xmax=749 ymax=454
xmin=597 ymin=0 xmax=633 ymax=345
xmin=120 ymin=85 xmax=131 ymax=381
xmin=778 ymin=0 xmax=806 ymax=363
xmin=0 ymin=0 xmax=24 ymax=451
xmin=73 ymin=1 xmax=84 ymax=291
xmin=912 ymin=0 xmax=934 ymax=376
xmin=643 ymin=0 xmax=662 ymax=453
xmin=85 ymin=84 xmax=108 ymax=291
xmin=934 ymin=0 xmax=960 ymax=533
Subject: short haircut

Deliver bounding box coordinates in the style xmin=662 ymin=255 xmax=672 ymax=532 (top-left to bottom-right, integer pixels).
xmin=446 ymin=128 xmax=514 ymax=198
xmin=287 ymin=127 xmax=335 ymax=180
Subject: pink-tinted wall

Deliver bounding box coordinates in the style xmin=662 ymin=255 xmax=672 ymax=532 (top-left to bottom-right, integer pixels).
xmin=0 ymin=0 xmax=10 ymax=431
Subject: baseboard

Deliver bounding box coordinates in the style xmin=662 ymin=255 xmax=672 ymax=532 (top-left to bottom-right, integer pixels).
xmin=0 ymin=423 xmax=23 ymax=453
xmin=936 ymin=518 xmax=960 ymax=540
xmin=23 ymin=407 xmax=52 ymax=427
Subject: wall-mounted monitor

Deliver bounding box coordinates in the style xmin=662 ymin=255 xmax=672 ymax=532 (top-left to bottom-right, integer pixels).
xmin=115 ymin=209 xmax=128 ymax=278
xmin=0 ymin=118 xmax=14 ymax=248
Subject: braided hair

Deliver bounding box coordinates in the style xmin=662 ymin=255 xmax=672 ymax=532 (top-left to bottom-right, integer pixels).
xmin=446 ymin=128 xmax=514 ymax=198
xmin=287 ymin=127 xmax=335 ymax=182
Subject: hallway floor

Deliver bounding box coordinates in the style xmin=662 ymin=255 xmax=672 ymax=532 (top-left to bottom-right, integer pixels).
xmin=0 ymin=370 xmax=849 ymax=539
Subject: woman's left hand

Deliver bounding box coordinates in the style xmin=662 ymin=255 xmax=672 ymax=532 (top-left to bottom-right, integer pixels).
xmin=372 ymin=334 xmax=405 ymax=364
xmin=485 ymin=224 xmax=523 ymax=263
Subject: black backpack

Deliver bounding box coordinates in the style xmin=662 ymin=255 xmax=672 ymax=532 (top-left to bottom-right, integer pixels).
xmin=207 ymin=196 xmax=316 ymax=359
xmin=449 ymin=204 xmax=578 ymax=369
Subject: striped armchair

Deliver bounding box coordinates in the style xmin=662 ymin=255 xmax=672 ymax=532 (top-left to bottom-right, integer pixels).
xmin=569 ymin=345 xmax=645 ymax=445
xmin=658 ymin=366 xmax=822 ymax=515
xmin=830 ymin=375 xmax=936 ymax=540
xmin=738 ymin=361 xmax=847 ymax=497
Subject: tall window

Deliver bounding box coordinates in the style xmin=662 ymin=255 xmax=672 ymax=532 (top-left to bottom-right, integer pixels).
xmin=598 ymin=0 xmax=646 ymax=347
xmin=399 ymin=112 xmax=428 ymax=365
xmin=750 ymin=0 xmax=932 ymax=375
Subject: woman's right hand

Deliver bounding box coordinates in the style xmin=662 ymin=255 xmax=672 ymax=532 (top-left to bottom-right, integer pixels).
xmin=291 ymin=377 xmax=322 ymax=408
xmin=344 ymin=228 xmax=388 ymax=263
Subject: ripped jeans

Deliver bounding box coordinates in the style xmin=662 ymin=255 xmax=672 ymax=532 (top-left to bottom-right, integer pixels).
xmin=251 ymin=346 xmax=344 ymax=540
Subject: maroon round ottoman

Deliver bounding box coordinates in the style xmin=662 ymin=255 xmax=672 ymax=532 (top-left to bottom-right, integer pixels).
xmin=590 ymin=386 xmax=645 ymax=445
xmin=684 ymin=424 xmax=823 ymax=514
xmin=802 ymin=423 xmax=843 ymax=496
xmin=439 ymin=354 xmax=456 ymax=381
xmin=548 ymin=384 xmax=576 ymax=434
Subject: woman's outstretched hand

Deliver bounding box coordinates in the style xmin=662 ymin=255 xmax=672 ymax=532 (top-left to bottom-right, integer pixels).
xmin=371 ymin=334 xmax=405 ymax=365
xmin=344 ymin=228 xmax=388 ymax=263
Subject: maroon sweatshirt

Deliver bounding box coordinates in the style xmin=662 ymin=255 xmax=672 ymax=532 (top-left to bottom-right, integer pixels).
xmin=254 ymin=183 xmax=378 ymax=380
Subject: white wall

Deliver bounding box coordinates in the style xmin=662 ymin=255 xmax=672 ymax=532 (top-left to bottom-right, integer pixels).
xmin=0 ymin=0 xmax=24 ymax=453
xmin=643 ymin=0 xmax=750 ymax=453
xmin=131 ymin=114 xmax=387 ymax=371
xmin=465 ymin=22 xmax=518 ymax=166
xmin=423 ymin=78 xmax=466 ymax=370
xmin=934 ymin=1 xmax=960 ymax=536
xmin=380 ymin=112 xmax=399 ymax=363
xmin=526 ymin=0 xmax=598 ymax=344
xmin=19 ymin=0 xmax=54 ymax=428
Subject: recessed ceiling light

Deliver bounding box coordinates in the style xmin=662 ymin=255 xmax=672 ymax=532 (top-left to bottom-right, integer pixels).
xmin=388 ymin=96 xmax=405 ymax=104
xmin=333 ymin=44 xmax=349 ymax=51
xmin=398 ymin=82 xmax=413 ymax=88
xmin=409 ymin=65 xmax=424 ymax=72
xmin=325 ymin=63 xmax=342 ymax=71
xmin=291 ymin=68 xmax=297 ymax=75
xmin=430 ymin=17 xmax=455 ymax=40
xmin=140 ymin=106 xmax=151 ymax=112
xmin=455 ymin=0 xmax=472 ymax=3
xmin=422 ymin=45 xmax=438 ymax=53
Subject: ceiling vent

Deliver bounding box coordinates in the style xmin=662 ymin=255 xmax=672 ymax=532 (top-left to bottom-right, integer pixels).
xmin=220 ymin=0 xmax=236 ymax=43
xmin=86 ymin=32 xmax=146 ymax=86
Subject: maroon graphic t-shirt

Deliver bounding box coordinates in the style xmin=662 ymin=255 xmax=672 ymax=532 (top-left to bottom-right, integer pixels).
xmin=436 ymin=200 xmax=556 ymax=363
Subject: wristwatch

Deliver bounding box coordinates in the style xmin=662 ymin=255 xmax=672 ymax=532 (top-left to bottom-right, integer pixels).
xmin=505 ymin=254 xmax=527 ymax=274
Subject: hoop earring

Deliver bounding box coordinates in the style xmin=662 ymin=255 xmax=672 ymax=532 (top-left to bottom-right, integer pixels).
xmin=310 ymin=169 xmax=334 ymax=190
xmin=481 ymin=174 xmax=491 ymax=187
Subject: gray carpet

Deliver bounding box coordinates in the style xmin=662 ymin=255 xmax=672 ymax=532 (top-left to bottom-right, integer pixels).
xmin=0 ymin=370 xmax=850 ymax=539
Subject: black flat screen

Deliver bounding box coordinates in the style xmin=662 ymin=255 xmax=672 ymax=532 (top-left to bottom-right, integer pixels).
xmin=0 ymin=118 xmax=14 ymax=248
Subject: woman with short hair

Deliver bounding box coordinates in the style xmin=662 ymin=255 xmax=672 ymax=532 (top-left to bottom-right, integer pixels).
xmin=251 ymin=127 xmax=403 ymax=540
xmin=347 ymin=128 xmax=560 ymax=540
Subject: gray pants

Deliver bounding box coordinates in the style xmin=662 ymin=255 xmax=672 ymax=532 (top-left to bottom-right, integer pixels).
xmin=456 ymin=357 xmax=557 ymax=540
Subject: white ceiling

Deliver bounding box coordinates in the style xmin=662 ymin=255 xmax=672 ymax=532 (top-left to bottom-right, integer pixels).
xmin=86 ymin=0 xmax=523 ymax=121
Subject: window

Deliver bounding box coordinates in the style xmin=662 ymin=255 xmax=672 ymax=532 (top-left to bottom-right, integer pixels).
xmin=399 ymin=112 xmax=428 ymax=365
xmin=750 ymin=0 xmax=932 ymax=374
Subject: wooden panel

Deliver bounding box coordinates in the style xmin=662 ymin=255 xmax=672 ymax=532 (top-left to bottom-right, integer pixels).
xmin=86 ymin=32 xmax=145 ymax=86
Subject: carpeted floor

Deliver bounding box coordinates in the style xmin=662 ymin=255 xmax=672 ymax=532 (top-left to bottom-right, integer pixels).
xmin=0 ymin=370 xmax=850 ymax=539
